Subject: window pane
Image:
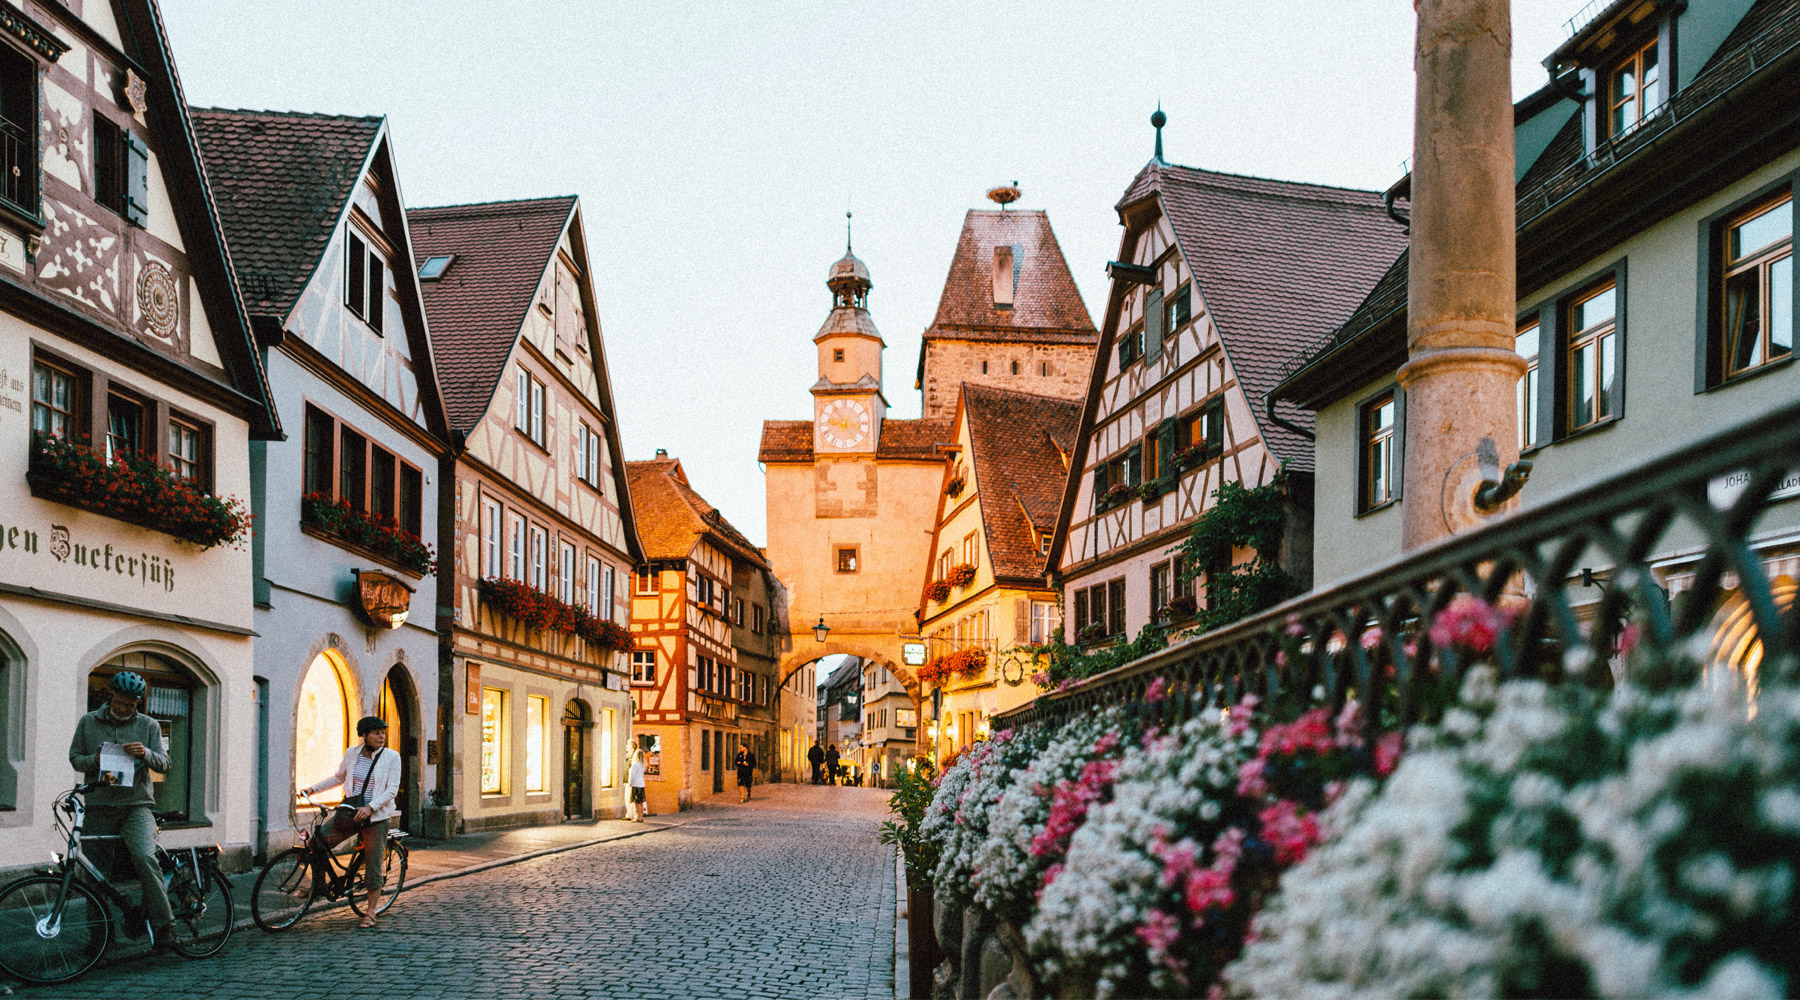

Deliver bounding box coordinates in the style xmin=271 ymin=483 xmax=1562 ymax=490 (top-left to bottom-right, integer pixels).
xmin=1515 ymin=322 xmax=1539 ymax=361
xmin=526 ymin=696 xmax=547 ymax=793
xmin=1726 ymin=269 xmax=1763 ymax=373
xmin=1598 ymin=333 xmax=1617 ymax=418
xmin=32 ymin=364 xmax=71 ymax=438
xmin=1613 ymin=94 xmax=1635 ymax=135
xmin=1573 ymin=340 xmax=1595 ymax=427
xmin=1642 ymin=46 xmax=1661 ymax=111
xmin=1573 ymin=286 xmax=1615 ymax=332
xmin=1369 ymin=436 xmax=1390 ymax=505
xmin=339 ymin=428 xmax=366 ymax=510
xmin=106 ymin=395 xmax=142 ymax=461
xmin=1772 ymin=255 xmax=1793 ymax=359
xmin=1731 ymin=203 xmax=1793 ymax=263
xmin=1519 ymin=366 xmax=1538 ymax=449
xmin=369 ymin=448 xmax=396 ymax=520
xmin=1371 ymin=398 xmax=1394 ymax=433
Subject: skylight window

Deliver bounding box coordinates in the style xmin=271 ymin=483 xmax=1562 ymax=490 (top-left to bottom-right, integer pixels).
xmin=418 ymin=255 xmax=455 ymax=281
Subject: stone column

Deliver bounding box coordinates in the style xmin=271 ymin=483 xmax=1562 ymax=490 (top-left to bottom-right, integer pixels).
xmin=1401 ymin=0 xmax=1526 ymax=548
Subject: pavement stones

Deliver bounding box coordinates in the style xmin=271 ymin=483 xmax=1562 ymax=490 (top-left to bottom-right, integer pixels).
xmin=15 ymin=784 xmax=896 ymax=1000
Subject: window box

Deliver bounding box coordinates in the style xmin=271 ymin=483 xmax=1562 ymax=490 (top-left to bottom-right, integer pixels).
xmin=27 ymin=434 xmax=249 ymax=549
xmin=916 ymin=647 xmax=987 ymax=686
xmin=925 ymin=579 xmax=952 ymax=603
xmin=944 ymin=475 xmax=965 ymax=497
xmin=1163 ymin=595 xmax=1198 ymax=621
xmin=478 ymin=577 xmax=632 ymax=653
xmin=1075 ymin=621 xmax=1109 ymax=646
xmin=946 ymin=563 xmax=977 ymax=588
xmin=300 ymin=491 xmax=435 ymax=576
xmin=1098 ymin=483 xmax=1135 ymax=510
xmin=1173 ymin=444 xmax=1211 ymax=470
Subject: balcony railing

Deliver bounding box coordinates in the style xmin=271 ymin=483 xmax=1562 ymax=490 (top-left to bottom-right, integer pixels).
xmin=997 ymin=395 xmax=1800 ymax=737
xmin=0 ymin=114 xmax=31 ymax=210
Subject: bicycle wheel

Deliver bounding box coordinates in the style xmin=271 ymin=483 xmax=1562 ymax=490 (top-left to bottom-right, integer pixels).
xmin=0 ymin=875 xmax=112 ymax=985
xmin=163 ymin=863 xmax=234 ymax=958
xmin=347 ymin=840 xmax=407 ymax=917
xmin=250 ymin=849 xmax=316 ymax=931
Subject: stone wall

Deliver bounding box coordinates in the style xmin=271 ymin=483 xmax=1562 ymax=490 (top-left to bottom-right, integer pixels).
xmin=921 ymin=340 xmax=1094 ymax=420
xmin=933 ymin=901 xmax=1040 ymax=1000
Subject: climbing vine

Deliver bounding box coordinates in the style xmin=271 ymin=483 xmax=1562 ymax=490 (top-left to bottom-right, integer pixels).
xmin=1172 ymin=475 xmax=1299 ymax=633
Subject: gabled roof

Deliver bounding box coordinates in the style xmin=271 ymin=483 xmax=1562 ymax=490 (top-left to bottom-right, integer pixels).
xmin=408 ymin=196 xmax=576 ymax=431
xmin=960 ymin=385 xmax=1080 ymax=582
xmin=189 ymin=109 xmax=382 ymax=320
xmin=626 ymin=458 xmax=767 ymax=568
xmin=1117 ymin=163 xmax=1407 ymax=465
xmin=925 ymin=209 xmax=1097 ymax=342
xmin=757 ymin=417 xmax=953 ymax=464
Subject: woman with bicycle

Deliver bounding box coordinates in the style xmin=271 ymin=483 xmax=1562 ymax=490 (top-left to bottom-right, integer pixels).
xmin=301 ymin=715 xmax=399 ymax=928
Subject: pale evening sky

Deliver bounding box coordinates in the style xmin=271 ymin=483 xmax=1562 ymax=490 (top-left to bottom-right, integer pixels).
xmin=162 ymin=2 xmax=1576 ymax=547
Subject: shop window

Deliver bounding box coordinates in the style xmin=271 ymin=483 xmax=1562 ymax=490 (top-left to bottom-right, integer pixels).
xmin=294 ymin=651 xmax=352 ymax=807
xmin=1564 ymin=280 xmax=1619 ymax=433
xmin=598 ymin=708 xmax=616 ymax=787
xmin=1719 ymin=193 xmax=1793 ymax=380
xmin=526 ymin=695 xmax=549 ymax=793
xmin=480 ymin=688 xmax=506 ymax=795
xmin=90 ymin=652 xmax=201 ymax=821
xmin=1517 ymin=320 xmax=1540 ymax=449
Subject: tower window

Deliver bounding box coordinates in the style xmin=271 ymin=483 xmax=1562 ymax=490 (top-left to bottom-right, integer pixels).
xmin=982 ymin=361 xmax=988 ymax=374
xmin=1011 ymin=360 xmax=1019 ymax=375
xmin=1041 ymin=362 xmax=1049 ymax=376
xmin=993 ymin=246 xmax=1016 ymax=308
xmin=833 ymin=349 xmax=844 ymax=362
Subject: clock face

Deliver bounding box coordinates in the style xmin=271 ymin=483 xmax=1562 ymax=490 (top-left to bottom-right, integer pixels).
xmin=818 ymin=399 xmax=871 ymax=449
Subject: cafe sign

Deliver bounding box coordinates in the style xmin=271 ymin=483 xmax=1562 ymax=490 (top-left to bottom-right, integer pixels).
xmin=1707 ymin=467 xmax=1800 ymax=511
xmin=353 ymin=568 xmax=413 ymax=629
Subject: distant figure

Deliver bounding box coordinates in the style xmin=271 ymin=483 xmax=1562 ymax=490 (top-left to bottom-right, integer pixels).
xmin=825 ymin=743 xmax=841 ymax=785
xmin=735 ymin=742 xmax=756 ymax=802
xmin=627 ymin=743 xmax=648 ymax=822
xmin=808 ymin=741 xmax=825 ymax=785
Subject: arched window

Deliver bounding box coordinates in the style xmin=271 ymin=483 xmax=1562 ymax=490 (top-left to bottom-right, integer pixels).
xmin=89 ymin=651 xmax=199 ymax=819
xmin=1706 ymin=575 xmax=1798 ymax=715
xmin=295 ymin=651 xmax=354 ymax=805
xmin=0 ymin=628 xmax=21 ymax=811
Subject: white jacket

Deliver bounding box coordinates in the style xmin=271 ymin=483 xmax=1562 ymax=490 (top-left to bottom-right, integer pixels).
xmin=305 ymin=745 xmax=401 ymax=823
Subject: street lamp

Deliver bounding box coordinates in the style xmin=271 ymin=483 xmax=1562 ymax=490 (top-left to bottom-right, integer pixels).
xmin=813 ymin=617 xmax=831 ymax=643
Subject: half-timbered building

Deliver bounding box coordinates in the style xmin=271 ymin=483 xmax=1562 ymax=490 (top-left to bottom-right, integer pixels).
xmin=626 ymin=453 xmax=778 ymax=813
xmin=193 ymin=107 xmax=452 ymax=853
xmin=0 ymin=0 xmax=277 ymax=873
xmin=918 ymin=384 xmax=1077 ymax=759
xmin=413 ymin=196 xmax=640 ymax=832
xmin=1048 ymin=122 xmax=1407 ymax=646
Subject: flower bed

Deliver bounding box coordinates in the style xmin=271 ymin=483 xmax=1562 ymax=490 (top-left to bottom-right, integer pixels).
xmin=28 ymin=434 xmax=251 ymax=549
xmin=300 ymin=491 xmax=435 ymax=575
xmin=478 ymin=577 xmax=632 ymax=653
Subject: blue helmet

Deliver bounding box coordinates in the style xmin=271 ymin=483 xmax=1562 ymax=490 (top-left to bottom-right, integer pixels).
xmin=109 ymin=671 xmax=147 ymax=699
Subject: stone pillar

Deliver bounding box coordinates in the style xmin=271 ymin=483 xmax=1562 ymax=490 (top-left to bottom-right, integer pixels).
xmin=1401 ymin=0 xmax=1526 ymax=548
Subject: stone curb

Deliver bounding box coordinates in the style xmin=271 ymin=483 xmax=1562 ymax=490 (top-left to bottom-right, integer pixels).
xmin=894 ymin=849 xmax=909 ymax=1000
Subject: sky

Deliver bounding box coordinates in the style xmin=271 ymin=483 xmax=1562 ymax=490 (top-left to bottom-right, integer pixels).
xmin=162 ymin=1 xmax=1578 ymax=547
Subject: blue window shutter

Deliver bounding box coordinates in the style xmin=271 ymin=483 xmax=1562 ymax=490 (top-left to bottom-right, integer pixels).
xmin=124 ymin=132 xmax=149 ymax=227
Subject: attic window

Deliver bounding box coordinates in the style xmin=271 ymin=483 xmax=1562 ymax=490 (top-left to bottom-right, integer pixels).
xmin=418 ymin=255 xmax=454 ymax=281
xmin=993 ymin=245 xmax=1018 ymax=308
xmin=1608 ymin=36 xmax=1662 ymax=137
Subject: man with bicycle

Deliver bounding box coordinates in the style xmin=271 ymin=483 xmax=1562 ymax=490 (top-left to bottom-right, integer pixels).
xmin=67 ymin=671 xmax=175 ymax=943
xmin=302 ymin=715 xmax=399 ymax=928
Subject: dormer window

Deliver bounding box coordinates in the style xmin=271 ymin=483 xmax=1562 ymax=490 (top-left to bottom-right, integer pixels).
xmin=417 ymin=255 xmax=454 ymax=281
xmin=993 ymin=245 xmax=1018 ymax=308
xmin=1608 ymin=36 xmax=1662 ymax=137
xmin=345 ymin=231 xmax=385 ymax=333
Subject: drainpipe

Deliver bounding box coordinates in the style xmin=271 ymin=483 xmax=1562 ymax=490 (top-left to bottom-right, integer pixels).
xmin=1401 ymin=0 xmax=1530 ymax=549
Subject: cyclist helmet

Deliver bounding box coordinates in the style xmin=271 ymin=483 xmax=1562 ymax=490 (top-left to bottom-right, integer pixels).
xmin=109 ymin=671 xmax=147 ymax=700
xmin=356 ymin=715 xmax=389 ymax=736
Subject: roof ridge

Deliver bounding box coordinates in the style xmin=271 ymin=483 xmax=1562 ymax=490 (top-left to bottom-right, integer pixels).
xmin=960 ymin=382 xmax=1084 ymax=405
xmin=188 ymin=106 xmax=383 ymax=124
xmin=1158 ymin=162 xmax=1387 ymax=201
xmin=410 ymin=195 xmax=578 ymax=216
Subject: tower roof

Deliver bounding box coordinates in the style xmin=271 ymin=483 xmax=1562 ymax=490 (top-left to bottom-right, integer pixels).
xmin=828 ymin=249 xmax=870 ymax=290
xmin=924 ymin=209 xmax=1097 ymax=344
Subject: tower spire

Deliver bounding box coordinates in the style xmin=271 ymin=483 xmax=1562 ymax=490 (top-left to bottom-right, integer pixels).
xmin=846 ymin=208 xmax=853 ymax=253
xmin=1152 ymin=103 xmax=1167 ymax=163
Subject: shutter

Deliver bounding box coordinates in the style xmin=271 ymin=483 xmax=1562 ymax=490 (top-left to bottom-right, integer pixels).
xmin=367 ymin=256 xmax=384 ymax=333
xmin=1118 ymin=334 xmax=1132 ymax=369
xmin=1108 ymin=579 xmax=1127 ymax=635
xmin=1393 ymin=388 xmax=1407 ymax=500
xmin=1126 ymin=443 xmax=1142 ymax=486
xmin=1206 ymin=399 xmax=1225 ymax=454
xmin=1144 ymin=289 xmax=1164 ymax=361
xmin=1158 ymin=418 xmax=1178 ymax=479
xmin=124 ymin=132 xmax=149 ymax=227
xmin=1093 ymin=462 xmax=1109 ymax=498
xmin=1014 ymin=598 xmax=1028 ymax=643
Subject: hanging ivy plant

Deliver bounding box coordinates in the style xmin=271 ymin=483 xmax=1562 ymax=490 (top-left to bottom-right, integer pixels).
xmin=1172 ymin=474 xmax=1300 ymax=633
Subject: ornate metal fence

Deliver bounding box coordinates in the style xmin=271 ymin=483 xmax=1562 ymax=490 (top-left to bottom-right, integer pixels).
xmin=996 ymin=397 xmax=1800 ymax=736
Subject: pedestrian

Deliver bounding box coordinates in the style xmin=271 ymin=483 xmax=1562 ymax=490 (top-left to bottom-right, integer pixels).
xmin=627 ymin=743 xmax=649 ymax=822
xmin=301 ymin=715 xmax=400 ymax=928
xmin=825 ymin=742 xmax=841 ymax=786
xmin=68 ymin=671 xmax=175 ymax=944
xmin=807 ymin=740 xmax=825 ymax=785
xmin=735 ymin=741 xmax=756 ymax=802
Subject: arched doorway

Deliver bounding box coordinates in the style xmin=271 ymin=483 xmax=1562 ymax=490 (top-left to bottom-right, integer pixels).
xmin=90 ymin=651 xmax=202 ymax=821
xmin=1706 ymin=574 xmax=1798 ymax=713
xmin=563 ymin=700 xmax=591 ymax=820
xmin=296 ymin=651 xmax=355 ymax=808
xmin=378 ymin=667 xmax=417 ymax=833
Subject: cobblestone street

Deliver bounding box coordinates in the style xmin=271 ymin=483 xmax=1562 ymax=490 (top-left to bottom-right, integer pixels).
xmin=33 ymin=785 xmax=896 ymax=1000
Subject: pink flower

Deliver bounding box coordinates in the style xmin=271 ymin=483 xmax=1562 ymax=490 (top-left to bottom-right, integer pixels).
xmin=1184 ymin=866 xmax=1235 ymax=914
xmin=1236 ymin=758 xmax=1269 ymax=798
xmin=1030 ymin=757 xmax=1120 ymax=861
xmin=1151 ymin=835 xmax=1201 ymax=889
xmin=1615 ymin=622 xmax=1641 ymax=657
xmin=1375 ymin=730 xmax=1404 ymax=777
xmin=1326 ymin=631 xmax=1347 ymax=655
xmin=1145 ymin=676 xmax=1170 ymax=703
xmin=1428 ymin=593 xmax=1518 ymax=656
xmin=1136 ymin=908 xmax=1182 ymax=953
xmin=1036 ymin=862 xmax=1064 ymax=898
xmin=1284 ymin=612 xmax=1305 ymax=637
xmin=1360 ymin=626 xmax=1383 ymax=651
xmin=1259 ymin=799 xmax=1322 ymax=866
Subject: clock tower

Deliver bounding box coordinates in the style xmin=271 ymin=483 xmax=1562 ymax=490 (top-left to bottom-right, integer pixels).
xmin=812 ymin=239 xmax=886 ymax=454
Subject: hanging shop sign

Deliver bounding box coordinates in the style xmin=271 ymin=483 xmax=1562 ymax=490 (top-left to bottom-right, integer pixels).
xmin=354 ymin=569 xmax=414 ymax=629
xmin=901 ymin=641 xmax=926 ymax=666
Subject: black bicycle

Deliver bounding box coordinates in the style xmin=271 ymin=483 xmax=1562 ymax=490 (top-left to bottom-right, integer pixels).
xmin=250 ymin=791 xmax=408 ymax=931
xmin=0 ymin=782 xmax=234 ymax=985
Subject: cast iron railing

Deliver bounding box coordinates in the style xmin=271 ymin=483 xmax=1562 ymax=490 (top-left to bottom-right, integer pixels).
xmin=0 ymin=114 xmax=31 ymax=210
xmin=997 ymin=395 xmax=1800 ymax=735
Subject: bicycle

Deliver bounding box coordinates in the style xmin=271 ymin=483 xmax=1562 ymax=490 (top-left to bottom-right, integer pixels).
xmin=250 ymin=791 xmax=408 ymax=931
xmin=0 ymin=781 xmax=234 ymax=985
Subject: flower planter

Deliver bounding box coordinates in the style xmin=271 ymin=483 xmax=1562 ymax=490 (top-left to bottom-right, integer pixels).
xmin=908 ymin=884 xmax=943 ymax=1000
xmin=300 ymin=492 xmax=434 ymax=575
xmin=927 ymin=579 xmax=953 ymax=603
xmin=28 ymin=435 xmax=250 ymax=549
xmin=946 ymin=564 xmax=977 ymax=588
xmin=479 ymin=578 xmax=632 ymax=654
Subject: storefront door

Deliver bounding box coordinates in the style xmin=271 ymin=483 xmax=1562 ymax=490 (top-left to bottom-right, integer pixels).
xmin=563 ymin=700 xmax=590 ymax=820
xmin=377 ymin=669 xmax=414 ymax=833
xmin=712 ymin=733 xmax=724 ymax=794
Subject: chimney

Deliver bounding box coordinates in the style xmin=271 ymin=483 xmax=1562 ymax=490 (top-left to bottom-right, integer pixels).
xmin=655 ymin=448 xmax=668 ymax=458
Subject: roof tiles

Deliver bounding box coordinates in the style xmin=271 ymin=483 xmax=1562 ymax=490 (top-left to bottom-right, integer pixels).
xmin=625 ymin=458 xmax=767 ymax=567
xmin=960 ymin=385 xmax=1080 ymax=581
xmin=926 ymin=210 xmax=1096 ymax=342
xmin=756 ymin=416 xmax=952 ymax=464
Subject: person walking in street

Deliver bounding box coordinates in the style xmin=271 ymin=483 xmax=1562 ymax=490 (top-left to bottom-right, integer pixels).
xmin=825 ymin=742 xmax=841 ymax=786
xmin=807 ymin=740 xmax=825 ymax=785
xmin=68 ymin=671 xmax=175 ymax=944
xmin=627 ymin=744 xmax=648 ymax=821
xmin=735 ymin=741 xmax=756 ymax=802
xmin=301 ymin=715 xmax=399 ymax=928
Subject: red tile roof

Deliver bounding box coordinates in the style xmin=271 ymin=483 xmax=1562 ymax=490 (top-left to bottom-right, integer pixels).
xmin=189 ymin=109 xmax=382 ymax=319
xmin=1120 ymin=164 xmax=1408 ymax=467
xmin=960 ymin=385 xmax=1081 ymax=582
xmin=625 ymin=458 xmax=767 ymax=567
xmin=757 ymin=416 xmax=952 ymax=464
xmin=408 ymin=197 xmax=576 ymax=431
xmin=925 ymin=210 xmax=1097 ymax=342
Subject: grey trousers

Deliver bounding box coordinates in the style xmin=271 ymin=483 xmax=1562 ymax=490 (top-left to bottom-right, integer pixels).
xmin=86 ymin=805 xmax=174 ymax=929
